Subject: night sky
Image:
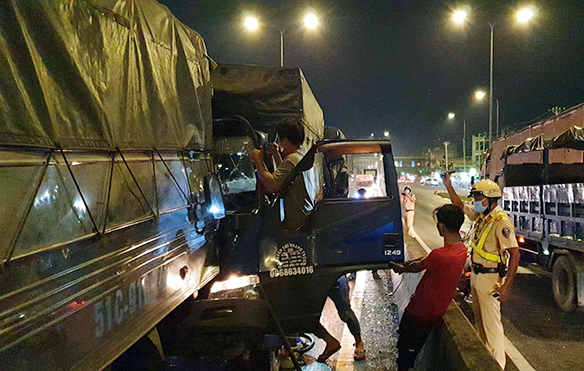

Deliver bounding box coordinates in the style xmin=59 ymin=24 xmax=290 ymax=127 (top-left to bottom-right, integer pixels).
xmin=159 ymin=0 xmax=584 ymax=156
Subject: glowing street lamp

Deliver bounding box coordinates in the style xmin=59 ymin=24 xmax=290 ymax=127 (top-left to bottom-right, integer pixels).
xmin=304 ymin=13 xmax=318 ymax=29
xmin=451 ymin=6 xmax=537 ymax=147
xmin=383 ymin=131 xmax=390 ymax=138
xmin=244 ymin=17 xmax=259 ymax=31
xmin=448 ymin=112 xmax=456 ymax=119
xmin=516 ymin=8 xmax=535 ymax=23
xmin=452 ymin=10 xmax=467 ymax=24
xmin=243 ymin=12 xmax=320 ymax=67
xmin=475 ymin=90 xmax=486 ymax=100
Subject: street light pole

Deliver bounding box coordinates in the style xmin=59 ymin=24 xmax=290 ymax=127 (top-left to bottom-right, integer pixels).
xmin=443 ymin=141 xmax=450 ymax=171
xmin=463 ymin=118 xmax=467 ymax=169
xmin=245 ymin=14 xmax=318 ymax=68
xmin=489 ymin=22 xmax=494 ymax=147
xmin=496 ymin=98 xmax=500 ymax=139
xmin=279 ymin=27 xmax=285 ymax=67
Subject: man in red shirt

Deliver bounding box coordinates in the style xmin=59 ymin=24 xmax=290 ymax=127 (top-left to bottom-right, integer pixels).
xmin=390 ymin=204 xmax=467 ymax=371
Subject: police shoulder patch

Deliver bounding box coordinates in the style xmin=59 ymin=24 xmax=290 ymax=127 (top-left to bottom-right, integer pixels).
xmin=502 ymin=228 xmax=511 ymax=238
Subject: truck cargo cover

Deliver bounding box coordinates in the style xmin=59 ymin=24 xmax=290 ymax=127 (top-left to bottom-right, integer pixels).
xmin=501 ymin=126 xmax=584 ymax=160
xmin=0 ymin=0 xmax=213 ymax=150
xmin=211 ymin=64 xmax=324 ymax=147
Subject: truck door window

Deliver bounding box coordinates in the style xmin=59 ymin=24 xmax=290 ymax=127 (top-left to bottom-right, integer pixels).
xmin=346 ymin=153 xmax=387 ymax=198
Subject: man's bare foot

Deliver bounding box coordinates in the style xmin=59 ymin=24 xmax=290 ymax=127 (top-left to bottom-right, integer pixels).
xmin=354 ymin=341 xmax=366 ymax=360
xmin=317 ymin=339 xmax=341 ymax=363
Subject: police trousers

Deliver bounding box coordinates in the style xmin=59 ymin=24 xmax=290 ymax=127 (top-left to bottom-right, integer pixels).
xmin=404 ymin=210 xmax=415 ymax=237
xmin=471 ymin=272 xmax=506 ymax=369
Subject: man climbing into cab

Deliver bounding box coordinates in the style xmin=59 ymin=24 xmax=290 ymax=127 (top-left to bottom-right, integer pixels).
xmin=249 ymin=119 xmax=313 ymax=231
xmin=250 ymin=120 xmax=341 ymax=362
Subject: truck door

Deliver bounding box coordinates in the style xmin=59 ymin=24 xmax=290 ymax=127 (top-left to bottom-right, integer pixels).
xmin=260 ymin=140 xmax=404 ymax=276
xmin=255 ymin=140 xmax=404 ymax=332
xmin=212 ymin=130 xmax=404 ymax=332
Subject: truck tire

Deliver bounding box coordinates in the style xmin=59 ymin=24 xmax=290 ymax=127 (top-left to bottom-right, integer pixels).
xmin=552 ymin=255 xmax=577 ymax=311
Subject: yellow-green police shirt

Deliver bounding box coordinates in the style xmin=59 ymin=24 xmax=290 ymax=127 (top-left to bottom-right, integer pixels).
xmin=463 ymin=203 xmax=518 ymax=268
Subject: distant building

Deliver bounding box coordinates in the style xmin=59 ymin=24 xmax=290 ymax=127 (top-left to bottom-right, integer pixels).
xmin=425 ymin=144 xmax=459 ymax=171
xmin=393 ymin=156 xmax=426 ymax=172
xmin=472 ymin=133 xmax=489 ymax=169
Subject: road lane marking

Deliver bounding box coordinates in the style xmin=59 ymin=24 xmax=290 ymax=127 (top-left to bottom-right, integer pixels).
xmin=335 ymin=271 xmax=366 ymax=370
xmin=505 ymin=337 xmax=536 ymax=371
xmin=414 ymin=232 xmax=537 ymax=371
xmin=412 ymin=231 xmax=432 ymax=254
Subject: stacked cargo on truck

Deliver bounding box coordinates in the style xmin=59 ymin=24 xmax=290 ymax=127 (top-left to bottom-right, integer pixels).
xmin=498 ymin=115 xmax=584 ymax=311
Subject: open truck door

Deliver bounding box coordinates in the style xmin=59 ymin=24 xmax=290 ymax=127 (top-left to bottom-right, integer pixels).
xmin=256 ymin=140 xmax=404 ymax=331
xmin=211 ymin=125 xmax=404 ymax=332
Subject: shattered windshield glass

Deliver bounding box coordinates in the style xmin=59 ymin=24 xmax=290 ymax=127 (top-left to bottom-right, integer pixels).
xmin=214 ymin=136 xmax=257 ymax=212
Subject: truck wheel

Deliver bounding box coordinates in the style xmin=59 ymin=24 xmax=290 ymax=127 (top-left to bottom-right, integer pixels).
xmin=552 ymin=255 xmax=577 ymax=311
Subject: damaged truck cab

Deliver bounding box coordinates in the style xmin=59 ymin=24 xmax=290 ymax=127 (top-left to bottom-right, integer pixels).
xmin=210 ymin=127 xmax=404 ymax=334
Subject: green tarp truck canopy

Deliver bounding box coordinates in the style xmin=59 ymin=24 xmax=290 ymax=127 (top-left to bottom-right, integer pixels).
xmin=0 ymin=0 xmax=213 ymax=150
xmin=211 ymin=64 xmax=324 ymax=148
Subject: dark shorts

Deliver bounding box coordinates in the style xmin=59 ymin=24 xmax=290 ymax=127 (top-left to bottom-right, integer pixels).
xmin=328 ymin=276 xmax=351 ymax=313
xmin=397 ymin=311 xmax=442 ymax=371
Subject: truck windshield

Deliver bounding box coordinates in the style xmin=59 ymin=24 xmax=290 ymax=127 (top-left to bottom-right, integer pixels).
xmin=214 ymin=136 xmax=257 ymax=213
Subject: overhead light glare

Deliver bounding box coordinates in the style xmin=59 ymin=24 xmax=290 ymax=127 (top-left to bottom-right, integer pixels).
xmin=244 ymin=17 xmax=259 ymax=31
xmin=516 ymin=8 xmax=535 ymax=23
xmin=453 ymin=10 xmax=467 ymax=24
xmin=304 ymin=13 xmax=318 ymax=29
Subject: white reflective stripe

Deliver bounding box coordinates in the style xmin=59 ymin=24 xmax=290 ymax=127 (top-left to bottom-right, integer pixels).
xmin=505 ymin=337 xmax=536 ymax=371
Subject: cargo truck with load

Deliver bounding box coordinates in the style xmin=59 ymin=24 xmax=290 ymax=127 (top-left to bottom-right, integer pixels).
xmin=0 ymin=2 xmax=405 ymax=369
xmin=0 ymin=1 xmax=225 ymax=369
xmin=499 ymin=125 xmax=584 ymax=311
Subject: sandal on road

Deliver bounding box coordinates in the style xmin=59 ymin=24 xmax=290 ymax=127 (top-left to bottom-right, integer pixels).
xmin=354 ymin=348 xmax=366 ymax=361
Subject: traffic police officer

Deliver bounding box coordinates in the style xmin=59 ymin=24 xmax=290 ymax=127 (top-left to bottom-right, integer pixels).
xmin=443 ymin=174 xmax=520 ymax=369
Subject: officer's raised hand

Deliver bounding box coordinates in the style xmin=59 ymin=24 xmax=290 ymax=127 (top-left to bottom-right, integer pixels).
xmin=441 ymin=172 xmax=452 ymax=186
